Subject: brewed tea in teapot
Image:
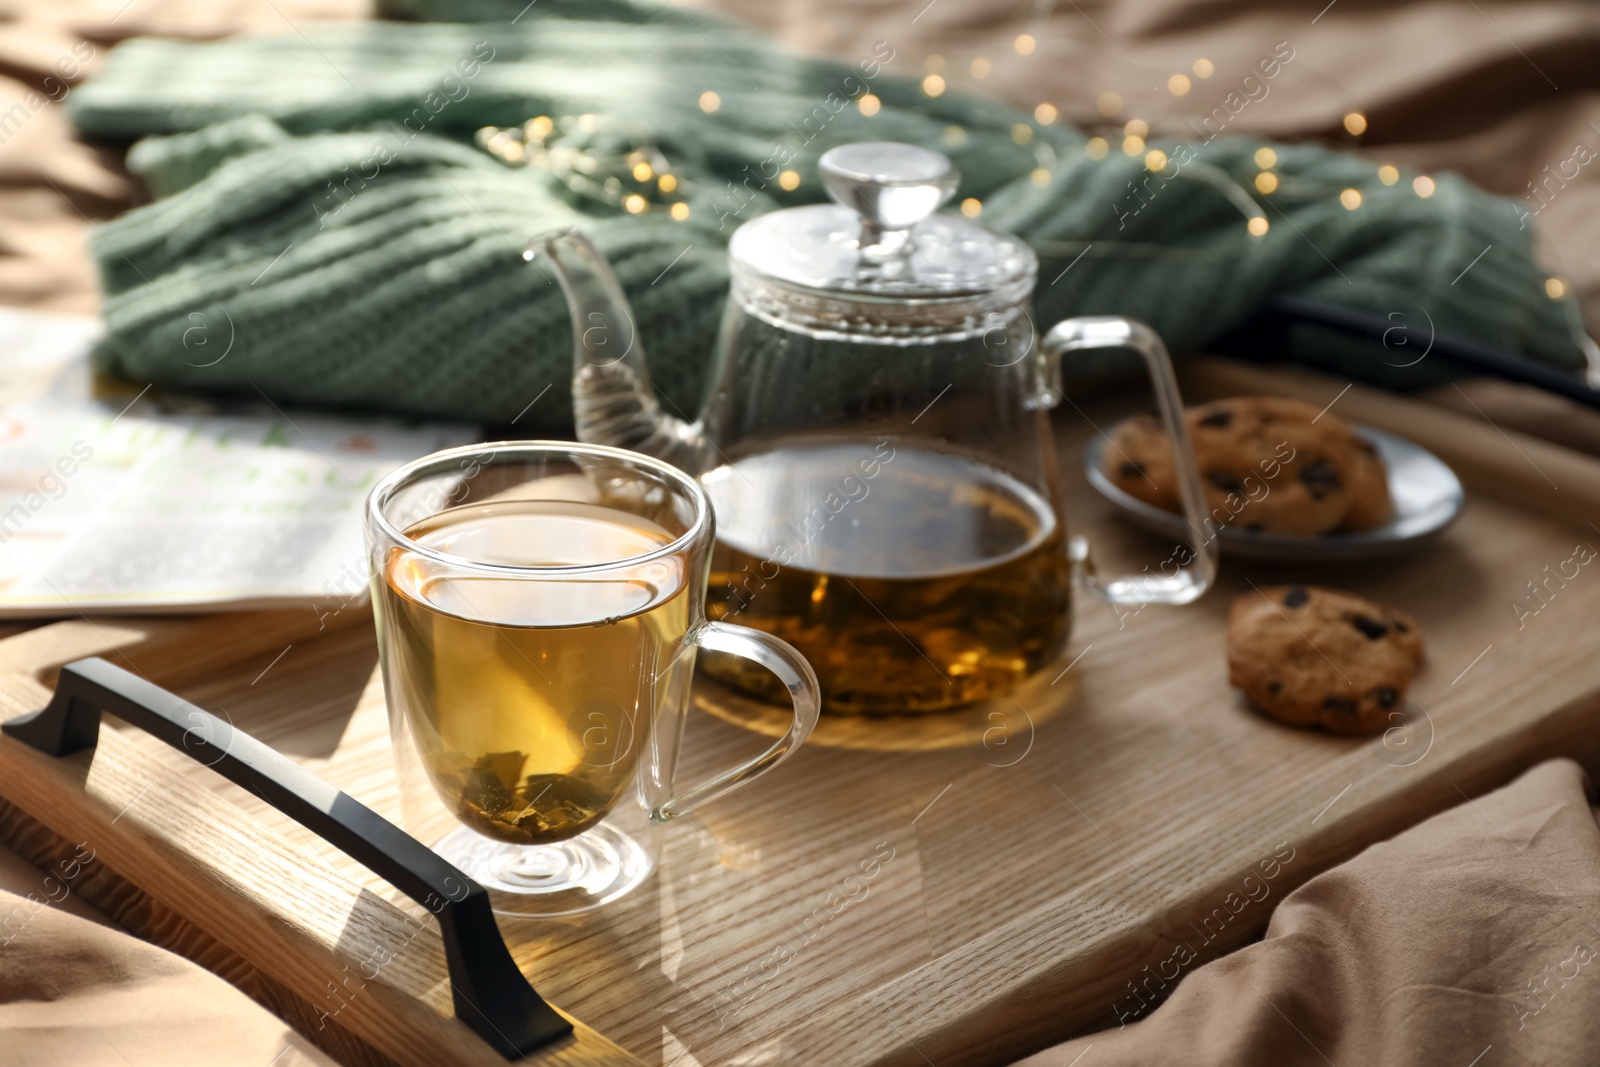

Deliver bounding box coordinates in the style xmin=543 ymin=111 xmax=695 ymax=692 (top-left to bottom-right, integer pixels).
xmin=537 ymin=142 xmax=1218 ymax=714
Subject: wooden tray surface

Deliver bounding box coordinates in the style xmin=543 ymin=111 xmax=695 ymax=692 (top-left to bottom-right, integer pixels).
xmin=5 ymin=358 xmax=1600 ymax=1066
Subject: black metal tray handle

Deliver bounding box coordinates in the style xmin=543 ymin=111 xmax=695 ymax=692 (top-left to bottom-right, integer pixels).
xmin=2 ymin=656 xmax=572 ymax=1060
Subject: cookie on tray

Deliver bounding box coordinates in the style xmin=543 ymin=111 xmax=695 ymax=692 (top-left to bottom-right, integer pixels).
xmin=1227 ymin=584 xmax=1423 ymax=735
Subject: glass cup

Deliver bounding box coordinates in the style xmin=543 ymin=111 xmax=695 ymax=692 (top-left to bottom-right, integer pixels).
xmin=364 ymin=441 xmax=820 ymax=917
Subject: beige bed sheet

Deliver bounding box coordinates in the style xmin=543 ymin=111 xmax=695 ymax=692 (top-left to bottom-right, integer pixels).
xmin=1018 ymin=758 xmax=1600 ymax=1067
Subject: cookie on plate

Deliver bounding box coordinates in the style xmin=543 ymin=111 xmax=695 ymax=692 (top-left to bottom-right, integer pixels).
xmin=1227 ymin=584 xmax=1423 ymax=735
xmin=1104 ymin=413 xmax=1179 ymax=511
xmin=1340 ymin=437 xmax=1393 ymax=532
xmin=1100 ymin=396 xmax=1391 ymax=536
xmin=1183 ymin=397 xmax=1361 ymax=535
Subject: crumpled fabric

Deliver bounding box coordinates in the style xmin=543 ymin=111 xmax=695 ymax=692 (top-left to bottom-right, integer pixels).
xmin=0 ymin=842 xmax=334 ymax=1066
xmin=1017 ymin=759 xmax=1600 ymax=1067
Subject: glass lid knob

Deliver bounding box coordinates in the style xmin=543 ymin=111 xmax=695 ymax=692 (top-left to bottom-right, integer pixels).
xmin=725 ymin=139 xmax=1032 ymax=323
xmin=818 ymin=142 xmax=960 ymax=253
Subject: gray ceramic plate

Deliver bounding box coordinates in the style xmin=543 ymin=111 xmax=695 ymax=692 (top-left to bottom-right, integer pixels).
xmin=1083 ymin=423 xmax=1465 ymax=562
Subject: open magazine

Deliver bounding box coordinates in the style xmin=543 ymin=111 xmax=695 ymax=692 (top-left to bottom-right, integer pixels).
xmin=0 ymin=309 xmax=478 ymax=617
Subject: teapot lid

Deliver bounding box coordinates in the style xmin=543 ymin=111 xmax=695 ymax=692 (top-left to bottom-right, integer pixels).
xmin=727 ymin=143 xmax=1036 ymax=340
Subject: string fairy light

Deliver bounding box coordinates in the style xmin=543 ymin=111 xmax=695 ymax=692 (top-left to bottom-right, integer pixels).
xmin=475 ymin=118 xmax=695 ymax=220
xmin=478 ymin=57 xmax=1413 ymax=255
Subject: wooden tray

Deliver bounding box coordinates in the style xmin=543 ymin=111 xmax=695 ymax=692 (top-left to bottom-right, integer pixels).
xmin=6 ymin=358 xmax=1600 ymax=1066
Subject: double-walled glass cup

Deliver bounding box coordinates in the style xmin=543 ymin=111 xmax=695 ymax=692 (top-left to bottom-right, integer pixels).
xmin=365 ymin=442 xmax=820 ymax=917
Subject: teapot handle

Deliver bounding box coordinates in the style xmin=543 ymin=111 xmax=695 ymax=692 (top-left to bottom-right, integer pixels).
xmin=1039 ymin=317 xmax=1219 ymax=607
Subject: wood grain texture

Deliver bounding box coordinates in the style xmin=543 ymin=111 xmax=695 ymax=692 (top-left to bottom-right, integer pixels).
xmin=6 ymin=359 xmax=1600 ymax=1066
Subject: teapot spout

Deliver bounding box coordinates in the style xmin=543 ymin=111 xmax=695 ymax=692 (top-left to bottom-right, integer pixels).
xmin=529 ymin=228 xmax=708 ymax=473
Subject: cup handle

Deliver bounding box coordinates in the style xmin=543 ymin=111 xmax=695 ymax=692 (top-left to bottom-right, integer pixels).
xmin=1039 ymin=316 xmax=1219 ymax=607
xmin=650 ymin=621 xmax=821 ymax=823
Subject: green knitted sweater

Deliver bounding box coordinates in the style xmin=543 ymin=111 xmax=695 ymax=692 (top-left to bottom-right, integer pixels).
xmin=68 ymin=0 xmax=1583 ymax=429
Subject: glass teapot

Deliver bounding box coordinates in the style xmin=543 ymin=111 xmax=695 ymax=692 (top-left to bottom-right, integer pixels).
xmin=534 ymin=142 xmax=1217 ymax=715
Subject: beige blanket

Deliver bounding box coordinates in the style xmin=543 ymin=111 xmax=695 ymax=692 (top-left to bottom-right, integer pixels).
xmin=0 ymin=843 xmax=333 ymax=1065
xmin=1020 ymin=759 xmax=1600 ymax=1066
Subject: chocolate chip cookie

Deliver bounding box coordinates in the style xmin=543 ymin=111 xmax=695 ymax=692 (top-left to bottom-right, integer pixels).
xmin=1341 ymin=437 xmax=1393 ymax=532
xmin=1104 ymin=413 xmax=1179 ymax=511
xmin=1100 ymin=396 xmax=1391 ymax=536
xmin=1227 ymin=584 xmax=1424 ymax=735
xmin=1184 ymin=397 xmax=1358 ymax=535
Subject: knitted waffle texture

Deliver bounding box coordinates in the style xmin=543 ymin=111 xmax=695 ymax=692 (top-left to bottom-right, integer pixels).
xmin=68 ymin=0 xmax=1583 ymax=428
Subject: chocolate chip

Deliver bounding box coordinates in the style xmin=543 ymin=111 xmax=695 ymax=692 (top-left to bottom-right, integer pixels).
xmin=1120 ymin=461 xmax=1145 ymax=479
xmin=1208 ymin=471 xmax=1243 ymax=493
xmin=1284 ymin=586 xmax=1309 ymax=608
xmin=1245 ymin=522 xmax=1265 ymax=532
xmin=1266 ymin=680 xmax=1283 ymax=694
xmin=1300 ymin=458 xmax=1341 ymax=499
xmin=1374 ymin=687 xmax=1399 ymax=709
xmin=1322 ymin=695 xmax=1358 ymax=715
xmin=1350 ymin=615 xmax=1389 ymax=640
xmin=1392 ymin=620 xmax=1410 ymax=633
xmin=1199 ymin=409 xmax=1233 ymax=428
